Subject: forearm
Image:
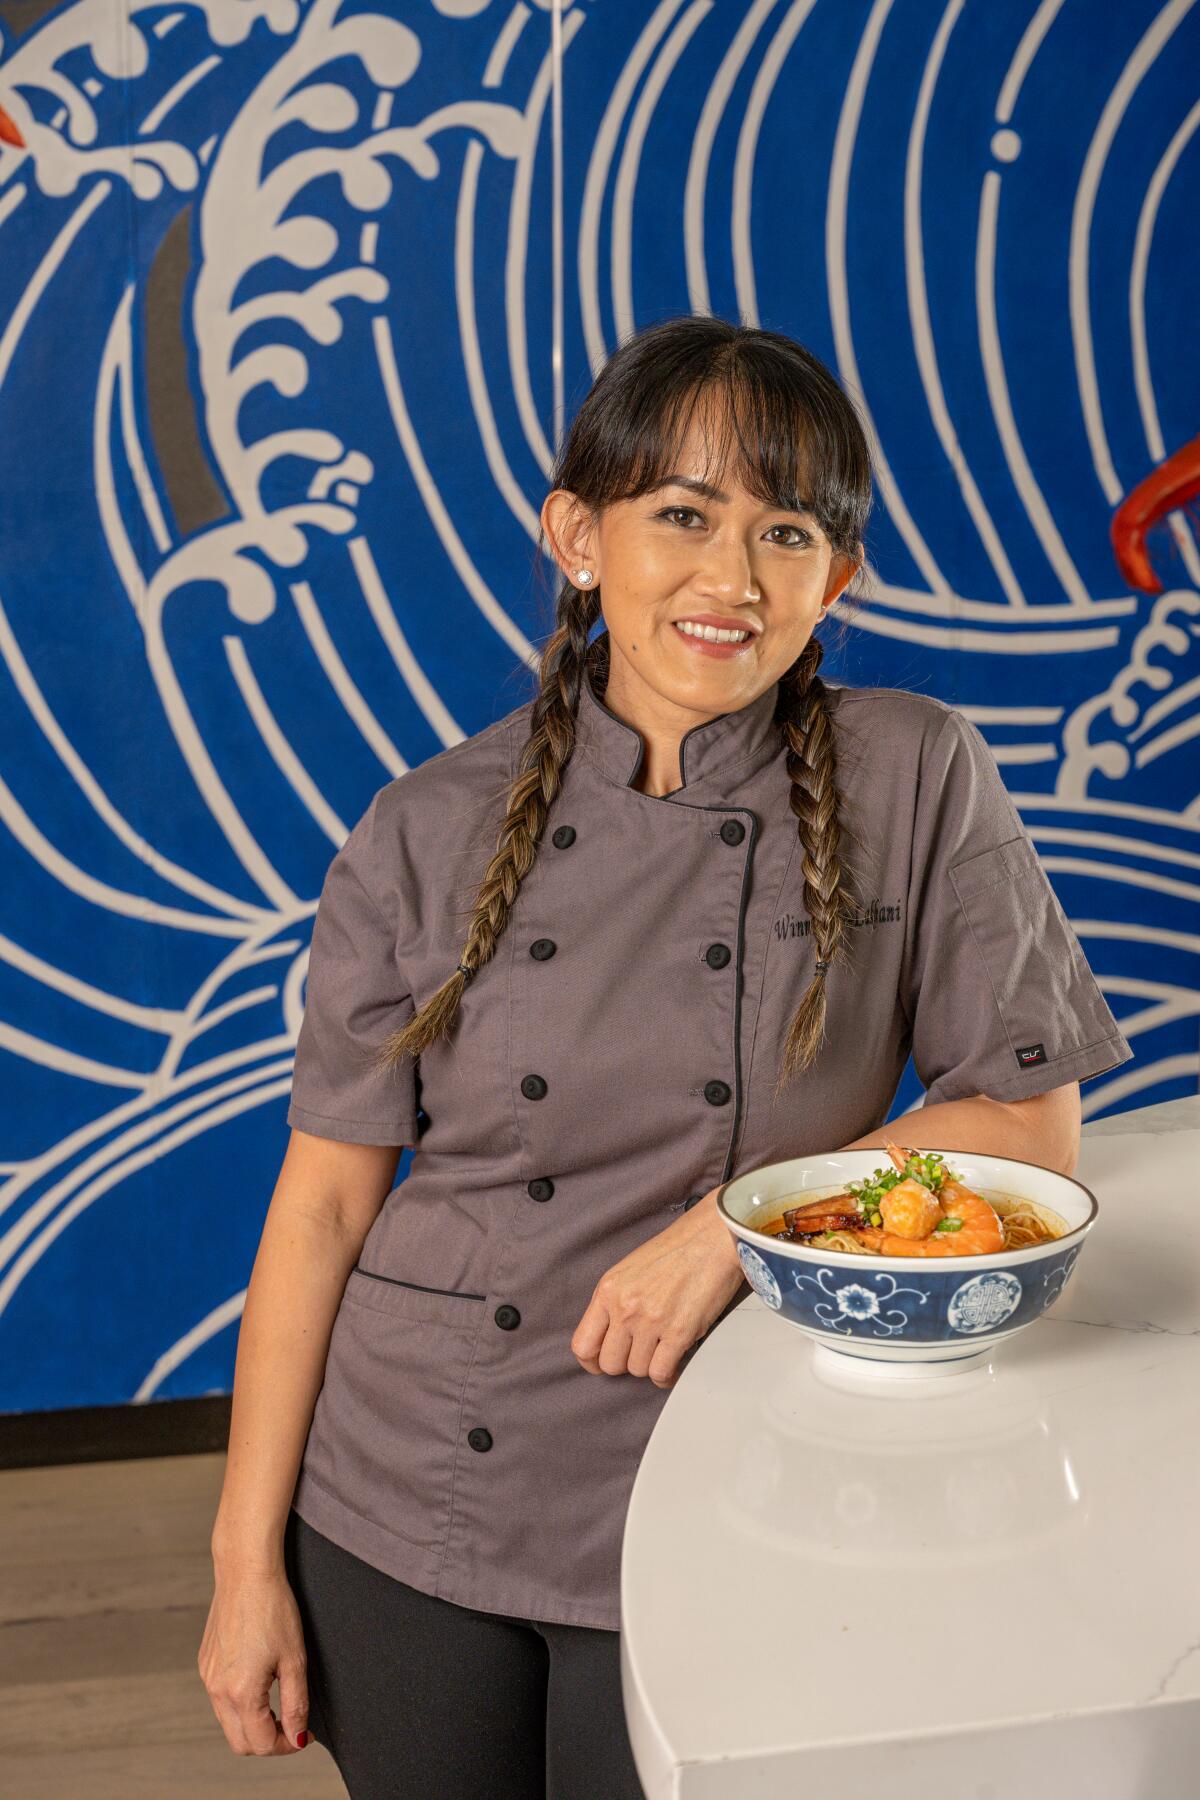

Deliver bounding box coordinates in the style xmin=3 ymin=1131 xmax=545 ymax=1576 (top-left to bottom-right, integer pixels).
xmin=210 ymin=1198 xmax=362 ymax=1578
xmin=839 ymin=1091 xmax=1077 ymax=1175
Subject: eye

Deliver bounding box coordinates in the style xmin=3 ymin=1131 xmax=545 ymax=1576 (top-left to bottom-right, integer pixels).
xmin=655 ymin=507 xmax=812 ymax=547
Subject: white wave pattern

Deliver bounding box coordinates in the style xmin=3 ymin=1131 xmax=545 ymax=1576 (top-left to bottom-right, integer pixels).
xmin=0 ymin=0 xmax=1194 ymax=1399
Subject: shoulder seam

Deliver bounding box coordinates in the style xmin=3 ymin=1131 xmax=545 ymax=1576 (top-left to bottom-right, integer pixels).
xmin=830 ymin=684 xmax=956 ymax=719
xmin=338 ymin=794 xmax=395 ymax=932
xmin=374 ymin=704 xmax=529 ymax=797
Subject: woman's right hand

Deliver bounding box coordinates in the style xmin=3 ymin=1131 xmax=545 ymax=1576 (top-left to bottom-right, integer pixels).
xmin=198 ymin=1564 xmax=312 ymax=1756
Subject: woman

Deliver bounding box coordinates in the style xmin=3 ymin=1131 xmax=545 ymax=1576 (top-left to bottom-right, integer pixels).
xmin=199 ymin=316 xmax=1132 ymax=1795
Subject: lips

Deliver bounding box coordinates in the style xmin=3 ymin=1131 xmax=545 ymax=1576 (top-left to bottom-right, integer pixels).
xmin=671 ymin=620 xmax=756 ymax=657
xmin=673 ymin=615 xmax=760 ymax=637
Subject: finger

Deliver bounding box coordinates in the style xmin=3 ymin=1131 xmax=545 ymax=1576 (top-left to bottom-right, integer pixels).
xmin=571 ymin=1299 xmax=611 ymax=1370
xmin=209 ymin=1692 xmax=253 ymax=1757
xmin=210 ymin=1691 xmax=280 ymax=1757
xmin=278 ymin=1657 xmax=311 ymax=1750
xmin=596 ymin=1318 xmax=635 ymax=1376
xmin=623 ymin=1329 xmax=662 ymax=1380
xmin=648 ymin=1335 xmax=689 ymax=1388
xmin=242 ymin=1693 xmax=287 ymax=1757
xmin=266 ymin=1705 xmax=295 ymax=1755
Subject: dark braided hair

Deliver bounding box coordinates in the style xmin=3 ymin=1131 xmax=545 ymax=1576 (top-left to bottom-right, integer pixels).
xmin=374 ymin=316 xmax=876 ymax=1102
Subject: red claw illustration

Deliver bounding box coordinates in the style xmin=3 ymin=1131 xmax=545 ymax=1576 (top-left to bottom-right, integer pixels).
xmin=0 ymin=103 xmax=25 ymax=149
xmin=1111 ymin=435 xmax=1200 ymax=595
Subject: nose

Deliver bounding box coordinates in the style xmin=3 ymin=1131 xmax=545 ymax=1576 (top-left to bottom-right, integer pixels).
xmin=691 ymin=529 xmax=761 ymax=602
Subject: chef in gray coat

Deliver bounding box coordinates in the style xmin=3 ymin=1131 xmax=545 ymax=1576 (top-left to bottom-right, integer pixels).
xmin=203 ymin=315 xmax=1133 ymax=1798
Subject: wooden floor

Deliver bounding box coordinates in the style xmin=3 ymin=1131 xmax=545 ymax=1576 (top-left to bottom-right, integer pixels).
xmin=0 ymin=1453 xmax=345 ymax=1798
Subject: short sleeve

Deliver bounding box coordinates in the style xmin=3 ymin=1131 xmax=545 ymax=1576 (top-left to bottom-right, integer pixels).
xmin=286 ymin=791 xmax=421 ymax=1147
xmin=900 ymin=710 xmax=1134 ymax=1106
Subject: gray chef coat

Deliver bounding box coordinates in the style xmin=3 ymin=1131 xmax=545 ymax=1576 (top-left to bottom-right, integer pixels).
xmin=285 ymin=657 xmax=1133 ymax=1629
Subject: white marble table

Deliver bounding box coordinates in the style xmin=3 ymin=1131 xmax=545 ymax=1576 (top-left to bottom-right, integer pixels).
xmin=620 ymin=1101 xmax=1200 ymax=1799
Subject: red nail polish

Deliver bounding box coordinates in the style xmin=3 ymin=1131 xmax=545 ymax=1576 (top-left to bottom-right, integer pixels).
xmin=297 ymin=1730 xmax=309 ymax=1747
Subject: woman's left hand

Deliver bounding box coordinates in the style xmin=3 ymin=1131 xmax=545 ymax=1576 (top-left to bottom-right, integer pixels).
xmin=570 ymin=1188 xmax=748 ymax=1389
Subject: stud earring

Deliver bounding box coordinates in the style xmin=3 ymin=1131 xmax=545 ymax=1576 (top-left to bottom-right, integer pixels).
xmin=575 ymin=569 xmax=594 ymax=585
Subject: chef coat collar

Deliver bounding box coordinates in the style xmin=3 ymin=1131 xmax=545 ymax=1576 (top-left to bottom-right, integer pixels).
xmin=575 ymin=654 xmax=783 ymax=793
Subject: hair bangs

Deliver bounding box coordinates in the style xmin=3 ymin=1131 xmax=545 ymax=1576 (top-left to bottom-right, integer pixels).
xmin=587 ymin=340 xmax=868 ymax=570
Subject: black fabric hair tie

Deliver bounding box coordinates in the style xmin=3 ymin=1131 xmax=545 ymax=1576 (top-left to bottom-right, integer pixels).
xmin=457 ymin=962 xmax=474 ymax=982
xmin=814 ymin=959 xmax=831 ymax=978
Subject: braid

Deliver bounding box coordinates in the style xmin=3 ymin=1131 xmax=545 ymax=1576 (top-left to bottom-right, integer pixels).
xmin=374 ymin=600 xmax=859 ymax=1101
xmin=372 ymin=585 xmax=602 ymax=1073
xmin=772 ymin=633 xmax=862 ymax=1099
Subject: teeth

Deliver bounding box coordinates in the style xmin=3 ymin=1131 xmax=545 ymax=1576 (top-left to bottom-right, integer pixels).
xmin=674 ymin=620 xmax=751 ymax=644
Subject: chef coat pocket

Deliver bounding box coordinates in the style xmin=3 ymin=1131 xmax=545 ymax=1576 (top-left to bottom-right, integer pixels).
xmin=298 ymin=1266 xmax=485 ymax=1557
xmin=949 ymin=835 xmax=1040 ymax=905
xmin=342 ymin=1264 xmax=488 ymax=1328
xmin=948 ymin=838 xmax=1048 ymax=1005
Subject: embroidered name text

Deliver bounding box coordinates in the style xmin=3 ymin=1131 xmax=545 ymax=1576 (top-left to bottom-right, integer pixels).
xmin=773 ymin=900 xmax=902 ymax=943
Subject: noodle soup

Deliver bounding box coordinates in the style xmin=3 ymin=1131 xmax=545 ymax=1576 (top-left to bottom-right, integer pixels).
xmin=741 ymin=1146 xmax=1069 ymax=1261
xmin=750 ymin=1186 xmax=1070 ymax=1256
xmin=716 ymin=1146 xmax=1099 ymax=1375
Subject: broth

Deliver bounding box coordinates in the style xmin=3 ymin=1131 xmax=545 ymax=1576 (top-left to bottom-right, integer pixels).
xmin=749 ymin=1185 xmax=1069 ymax=1247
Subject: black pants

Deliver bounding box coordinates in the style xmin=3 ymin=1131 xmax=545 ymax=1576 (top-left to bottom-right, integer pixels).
xmin=283 ymin=1508 xmax=647 ymax=1799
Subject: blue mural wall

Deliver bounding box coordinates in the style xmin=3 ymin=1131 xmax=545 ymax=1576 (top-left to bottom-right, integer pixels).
xmin=0 ymin=0 xmax=1196 ymax=1414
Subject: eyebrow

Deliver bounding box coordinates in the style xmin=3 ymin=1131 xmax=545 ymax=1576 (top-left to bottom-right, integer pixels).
xmin=644 ymin=474 xmax=814 ymax=515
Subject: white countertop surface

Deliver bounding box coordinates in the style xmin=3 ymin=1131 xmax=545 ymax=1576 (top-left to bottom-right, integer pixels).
xmin=620 ymin=1104 xmax=1200 ymax=1799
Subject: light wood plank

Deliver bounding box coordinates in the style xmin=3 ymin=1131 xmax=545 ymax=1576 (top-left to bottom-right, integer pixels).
xmin=0 ymin=1453 xmax=344 ymax=1797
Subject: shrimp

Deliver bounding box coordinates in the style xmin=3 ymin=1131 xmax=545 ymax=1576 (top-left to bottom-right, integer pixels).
xmin=849 ymin=1142 xmax=1004 ymax=1257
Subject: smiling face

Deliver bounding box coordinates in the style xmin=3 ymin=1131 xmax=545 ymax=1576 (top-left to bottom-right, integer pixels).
xmin=541 ymin=391 xmax=862 ymax=746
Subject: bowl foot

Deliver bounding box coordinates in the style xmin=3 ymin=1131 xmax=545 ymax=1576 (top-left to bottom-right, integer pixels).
xmin=810 ymin=1339 xmax=995 ymax=1387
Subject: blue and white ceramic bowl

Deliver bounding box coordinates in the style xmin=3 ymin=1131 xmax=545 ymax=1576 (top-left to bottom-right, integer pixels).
xmin=716 ymin=1149 xmax=1098 ymax=1379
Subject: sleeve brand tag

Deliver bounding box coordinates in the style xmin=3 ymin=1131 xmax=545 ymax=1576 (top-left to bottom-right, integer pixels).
xmin=1016 ymin=1043 xmax=1047 ymax=1068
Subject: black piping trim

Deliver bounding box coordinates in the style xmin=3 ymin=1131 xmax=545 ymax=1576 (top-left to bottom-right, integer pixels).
xmin=580 ymin=648 xmax=780 ymax=791
xmin=676 ymin=707 xmax=748 ymax=789
xmin=721 ymin=807 xmax=759 ymax=1184
xmin=352 ymin=1264 xmax=487 ymax=1301
xmin=595 ymin=794 xmax=759 ymax=1181
xmin=525 ymin=775 xmax=762 ymax=1203
xmin=629 ymin=707 xmax=778 ymax=791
